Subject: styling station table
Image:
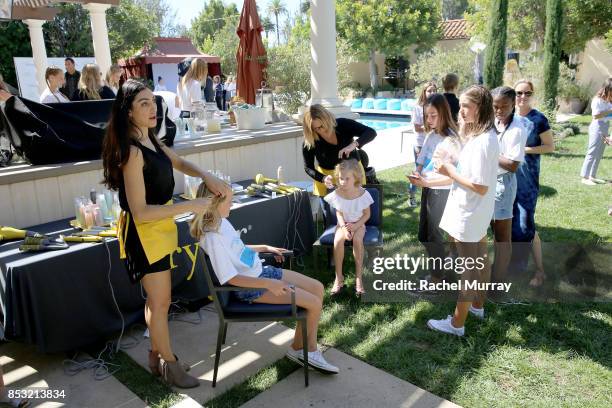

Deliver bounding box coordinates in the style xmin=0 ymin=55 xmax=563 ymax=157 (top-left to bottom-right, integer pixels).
xmin=0 ymin=187 xmax=315 ymax=353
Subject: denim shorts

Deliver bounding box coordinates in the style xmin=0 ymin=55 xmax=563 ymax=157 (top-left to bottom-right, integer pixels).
xmin=494 ymin=172 xmax=517 ymax=220
xmin=233 ymin=266 xmax=284 ymax=303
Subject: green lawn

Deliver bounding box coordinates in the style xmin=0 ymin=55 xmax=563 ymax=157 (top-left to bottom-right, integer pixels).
xmin=117 ymin=120 xmax=612 ymax=408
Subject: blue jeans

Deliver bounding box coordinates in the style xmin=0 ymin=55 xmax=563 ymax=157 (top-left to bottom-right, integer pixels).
xmin=233 ymin=266 xmax=284 ymax=303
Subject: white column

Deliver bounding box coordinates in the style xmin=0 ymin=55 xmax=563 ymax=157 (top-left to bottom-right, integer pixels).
xmin=24 ymin=19 xmax=48 ymax=97
xmin=301 ymin=0 xmax=356 ymax=119
xmin=83 ymin=3 xmax=112 ymax=76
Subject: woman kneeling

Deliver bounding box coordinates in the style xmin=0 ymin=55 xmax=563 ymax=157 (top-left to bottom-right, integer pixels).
xmin=190 ymin=183 xmax=339 ymax=374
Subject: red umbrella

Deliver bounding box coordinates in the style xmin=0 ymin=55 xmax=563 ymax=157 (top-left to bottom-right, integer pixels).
xmin=236 ymin=0 xmax=267 ymax=105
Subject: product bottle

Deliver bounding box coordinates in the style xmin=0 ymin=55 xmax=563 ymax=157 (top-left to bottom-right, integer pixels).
xmin=277 ymin=166 xmax=284 ymax=184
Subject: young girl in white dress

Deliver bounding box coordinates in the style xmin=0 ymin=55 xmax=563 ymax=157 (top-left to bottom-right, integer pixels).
xmin=325 ymin=159 xmax=374 ymax=297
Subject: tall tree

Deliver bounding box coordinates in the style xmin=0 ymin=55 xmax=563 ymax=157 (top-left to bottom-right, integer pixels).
xmin=134 ymin=0 xmax=182 ymax=37
xmin=0 ymin=21 xmax=32 ymax=87
xmin=543 ymin=0 xmax=563 ymax=111
xmin=190 ymin=0 xmax=239 ymax=50
xmin=261 ymin=16 xmax=275 ymax=42
xmin=44 ymin=3 xmax=93 ymax=58
xmin=466 ymin=0 xmax=611 ymax=54
xmin=267 ymin=0 xmax=287 ymax=46
xmin=483 ymin=0 xmax=508 ymax=89
xmin=336 ymin=0 xmax=441 ymax=90
xmin=106 ymin=0 xmax=157 ymax=60
xmin=442 ymin=0 xmax=469 ymax=20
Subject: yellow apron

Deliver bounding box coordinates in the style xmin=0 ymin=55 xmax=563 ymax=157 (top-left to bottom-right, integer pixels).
xmin=118 ymin=201 xmax=177 ymax=265
xmin=312 ymin=163 xmax=367 ymax=197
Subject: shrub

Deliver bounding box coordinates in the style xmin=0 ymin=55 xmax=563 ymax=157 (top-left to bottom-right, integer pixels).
xmin=411 ymin=42 xmax=475 ymax=93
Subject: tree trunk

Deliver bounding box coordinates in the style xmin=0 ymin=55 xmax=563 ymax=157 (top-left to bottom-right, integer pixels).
xmin=275 ymin=13 xmax=280 ymax=45
xmin=369 ymin=49 xmax=377 ymax=90
xmin=483 ymin=0 xmax=508 ymax=89
xmin=543 ymin=0 xmax=563 ymax=111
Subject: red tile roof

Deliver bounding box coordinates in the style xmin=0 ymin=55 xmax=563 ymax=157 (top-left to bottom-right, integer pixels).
xmin=441 ymin=19 xmax=470 ymax=40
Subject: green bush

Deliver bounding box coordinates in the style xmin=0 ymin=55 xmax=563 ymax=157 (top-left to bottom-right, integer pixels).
xmin=411 ymin=42 xmax=475 ymax=93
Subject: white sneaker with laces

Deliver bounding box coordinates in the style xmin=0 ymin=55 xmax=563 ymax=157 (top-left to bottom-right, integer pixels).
xmin=468 ymin=305 xmax=485 ymax=319
xmin=307 ymin=350 xmax=339 ymax=374
xmin=427 ymin=315 xmax=465 ymax=336
xmin=285 ymin=347 xmax=305 ymax=366
xmin=581 ymin=178 xmax=597 ymax=186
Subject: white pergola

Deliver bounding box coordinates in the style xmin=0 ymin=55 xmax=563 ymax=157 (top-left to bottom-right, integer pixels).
xmin=13 ymin=0 xmax=352 ymax=117
xmin=11 ymin=0 xmax=118 ymax=95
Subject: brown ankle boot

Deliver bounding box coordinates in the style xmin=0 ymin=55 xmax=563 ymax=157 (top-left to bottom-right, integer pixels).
xmin=161 ymin=358 xmax=199 ymax=388
xmin=149 ymin=350 xmax=191 ymax=376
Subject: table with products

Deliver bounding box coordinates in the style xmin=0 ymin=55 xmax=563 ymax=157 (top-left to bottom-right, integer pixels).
xmin=0 ymin=185 xmax=315 ymax=353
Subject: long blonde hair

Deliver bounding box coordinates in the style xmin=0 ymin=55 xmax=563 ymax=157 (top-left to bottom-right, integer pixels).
xmin=79 ymin=64 xmax=102 ymax=100
xmin=105 ymin=64 xmax=121 ymax=89
xmin=302 ymin=104 xmax=337 ymax=149
xmin=459 ymin=85 xmax=494 ymax=138
xmin=189 ymin=182 xmax=228 ymax=241
xmin=180 ymin=58 xmax=208 ymax=91
xmin=335 ymin=159 xmax=363 ymax=188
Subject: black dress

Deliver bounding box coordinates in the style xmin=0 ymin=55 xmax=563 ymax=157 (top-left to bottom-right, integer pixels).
xmin=118 ymin=135 xmax=176 ymax=283
xmin=73 ymin=86 xmax=116 ymax=101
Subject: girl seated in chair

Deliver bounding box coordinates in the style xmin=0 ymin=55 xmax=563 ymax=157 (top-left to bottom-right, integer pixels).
xmin=190 ymin=183 xmax=339 ymax=374
xmin=325 ymin=159 xmax=373 ymax=297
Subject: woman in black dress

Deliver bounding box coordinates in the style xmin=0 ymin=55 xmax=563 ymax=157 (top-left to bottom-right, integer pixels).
xmin=102 ymin=79 xmax=229 ymax=388
xmin=74 ymin=64 xmax=115 ymax=100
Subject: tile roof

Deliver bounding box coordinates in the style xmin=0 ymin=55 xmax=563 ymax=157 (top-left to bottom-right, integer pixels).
xmin=441 ymin=19 xmax=470 ymax=40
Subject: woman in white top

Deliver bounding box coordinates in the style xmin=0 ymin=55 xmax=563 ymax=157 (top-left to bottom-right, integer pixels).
xmin=580 ymin=78 xmax=612 ymax=185
xmin=176 ymin=58 xmax=207 ymax=116
xmin=225 ymin=76 xmax=236 ymax=99
xmin=427 ymin=85 xmax=499 ymax=337
xmin=408 ymin=93 xmax=460 ymax=285
xmin=105 ymin=64 xmax=122 ymax=96
xmin=409 ymin=81 xmax=438 ymax=207
xmin=191 ymin=183 xmax=339 ymax=374
xmin=154 ymin=76 xmax=167 ymax=92
xmin=40 ymin=66 xmax=70 ymax=104
xmin=490 ymin=86 xmax=527 ymax=287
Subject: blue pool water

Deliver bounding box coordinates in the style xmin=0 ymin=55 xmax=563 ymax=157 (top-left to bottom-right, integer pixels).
xmin=357 ymin=114 xmax=411 ymax=131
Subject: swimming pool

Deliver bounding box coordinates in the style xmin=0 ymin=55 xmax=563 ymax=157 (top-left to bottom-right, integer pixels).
xmin=357 ymin=114 xmax=412 ymax=131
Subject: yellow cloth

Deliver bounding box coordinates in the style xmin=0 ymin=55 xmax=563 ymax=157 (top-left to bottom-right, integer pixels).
xmin=312 ymin=163 xmax=366 ymax=196
xmin=118 ymin=201 xmax=177 ymax=264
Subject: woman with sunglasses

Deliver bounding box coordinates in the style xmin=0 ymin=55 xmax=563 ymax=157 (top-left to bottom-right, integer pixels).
xmin=512 ymin=79 xmax=554 ymax=287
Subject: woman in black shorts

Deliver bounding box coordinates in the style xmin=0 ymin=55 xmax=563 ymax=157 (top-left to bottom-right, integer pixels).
xmin=102 ymin=79 xmax=229 ymax=388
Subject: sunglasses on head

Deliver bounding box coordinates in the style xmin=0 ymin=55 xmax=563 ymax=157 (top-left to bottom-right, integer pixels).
xmin=516 ymin=91 xmax=533 ymax=97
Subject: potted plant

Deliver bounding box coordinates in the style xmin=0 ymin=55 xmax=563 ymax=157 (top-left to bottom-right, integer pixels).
xmin=557 ymin=81 xmax=591 ymax=114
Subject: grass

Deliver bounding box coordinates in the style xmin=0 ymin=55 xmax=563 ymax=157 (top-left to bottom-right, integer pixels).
xmin=116 ymin=121 xmax=611 ymax=407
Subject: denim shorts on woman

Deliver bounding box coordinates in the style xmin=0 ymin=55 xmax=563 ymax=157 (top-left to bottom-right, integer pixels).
xmin=233 ymin=266 xmax=284 ymax=303
xmin=494 ymin=172 xmax=517 ymax=220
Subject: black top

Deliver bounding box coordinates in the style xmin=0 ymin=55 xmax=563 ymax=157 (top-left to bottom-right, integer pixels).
xmin=443 ymin=93 xmax=460 ymax=123
xmin=119 ymin=135 xmax=175 ymax=212
xmin=61 ymin=70 xmax=81 ymax=101
xmin=302 ymin=118 xmax=376 ymax=183
xmin=73 ymin=86 xmax=116 ymax=101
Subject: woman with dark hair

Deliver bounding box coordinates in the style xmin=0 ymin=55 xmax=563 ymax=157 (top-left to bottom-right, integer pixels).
xmin=581 ymin=78 xmax=612 ymax=185
xmin=102 ymin=79 xmax=229 ymax=388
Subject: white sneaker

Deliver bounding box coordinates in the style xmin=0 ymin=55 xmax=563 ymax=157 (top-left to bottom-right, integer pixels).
xmin=307 ymin=350 xmax=339 ymax=374
xmin=285 ymin=347 xmax=305 ymax=366
xmin=590 ymin=177 xmax=606 ymax=184
xmin=581 ymin=178 xmax=597 ymax=186
xmin=427 ymin=315 xmax=465 ymax=336
xmin=468 ymin=305 xmax=485 ymax=319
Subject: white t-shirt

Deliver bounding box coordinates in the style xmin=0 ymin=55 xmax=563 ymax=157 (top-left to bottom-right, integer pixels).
xmin=412 ymin=104 xmax=426 ymax=147
xmin=495 ymin=115 xmax=528 ymax=175
xmin=177 ymin=79 xmax=203 ymax=111
xmin=417 ymin=132 xmax=460 ymax=190
xmin=200 ymin=218 xmax=262 ymax=285
xmin=225 ymin=82 xmax=236 ymax=98
xmin=590 ymin=96 xmax=612 ymax=135
xmin=324 ymin=188 xmax=374 ymax=223
xmin=40 ymin=88 xmax=70 ymax=103
xmin=439 ymin=128 xmax=499 ymax=242
xmin=154 ymin=84 xmax=167 ymax=92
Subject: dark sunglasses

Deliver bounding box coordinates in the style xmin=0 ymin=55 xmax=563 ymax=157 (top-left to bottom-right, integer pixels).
xmin=516 ymin=91 xmax=533 ymax=97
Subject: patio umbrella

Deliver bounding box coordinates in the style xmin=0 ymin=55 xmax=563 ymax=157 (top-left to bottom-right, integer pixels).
xmin=236 ymin=0 xmax=267 ymax=105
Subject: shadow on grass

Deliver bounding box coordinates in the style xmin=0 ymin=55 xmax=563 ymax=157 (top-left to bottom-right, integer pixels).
xmin=538 ymin=185 xmax=557 ymax=198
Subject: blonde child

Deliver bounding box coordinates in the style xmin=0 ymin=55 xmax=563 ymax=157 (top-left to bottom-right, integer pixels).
xmin=408 ymin=93 xmax=460 ymax=286
xmin=190 ymin=183 xmax=339 ymax=374
xmin=325 ymin=159 xmax=374 ymax=297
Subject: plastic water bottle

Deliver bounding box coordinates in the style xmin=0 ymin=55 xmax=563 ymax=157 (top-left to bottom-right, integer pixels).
xmin=277 ymin=166 xmax=284 ymax=184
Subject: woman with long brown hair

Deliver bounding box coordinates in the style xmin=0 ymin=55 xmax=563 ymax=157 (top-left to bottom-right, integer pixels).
xmin=581 ymin=77 xmax=612 ymax=185
xmin=102 ymin=79 xmax=229 ymax=388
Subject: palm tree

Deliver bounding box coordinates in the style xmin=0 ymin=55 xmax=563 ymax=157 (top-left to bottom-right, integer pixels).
xmin=267 ymin=0 xmax=287 ymax=46
xmin=261 ymin=15 xmax=275 ymax=42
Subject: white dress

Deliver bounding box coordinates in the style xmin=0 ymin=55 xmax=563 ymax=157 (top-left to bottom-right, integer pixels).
xmin=324 ymin=189 xmax=374 ymax=223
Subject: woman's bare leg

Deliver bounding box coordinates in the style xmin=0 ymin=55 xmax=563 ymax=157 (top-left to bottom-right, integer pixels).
xmin=141 ymin=271 xmax=175 ymax=361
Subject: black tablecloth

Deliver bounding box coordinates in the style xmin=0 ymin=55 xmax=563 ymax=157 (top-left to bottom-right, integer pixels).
xmin=0 ymin=189 xmax=314 ymax=352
